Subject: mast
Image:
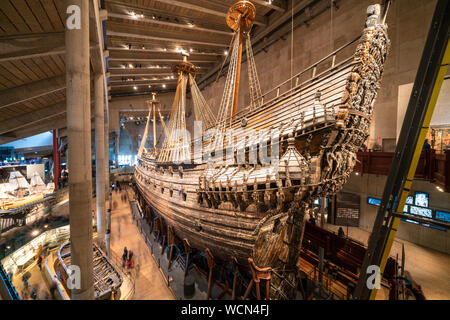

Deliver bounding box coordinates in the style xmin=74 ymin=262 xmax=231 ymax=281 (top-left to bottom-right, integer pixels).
xmin=226 ymin=1 xmax=256 ymax=119
xmin=138 ymin=93 xmax=159 ymax=158
xmin=152 ymin=92 xmax=157 ymax=152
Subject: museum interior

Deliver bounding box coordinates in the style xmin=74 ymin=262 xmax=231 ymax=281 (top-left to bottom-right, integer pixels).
xmin=0 ymin=0 xmax=449 ymax=302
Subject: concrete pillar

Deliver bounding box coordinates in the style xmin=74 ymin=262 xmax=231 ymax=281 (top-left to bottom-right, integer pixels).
xmin=94 ymin=74 xmax=106 ymax=247
xmin=105 ymin=113 xmax=110 ymax=204
xmin=52 ymin=129 xmax=60 ymax=191
xmin=65 ymin=0 xmax=94 ymax=300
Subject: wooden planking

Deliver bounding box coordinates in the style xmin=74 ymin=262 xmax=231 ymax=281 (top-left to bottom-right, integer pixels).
xmin=40 ymin=0 xmax=64 ymax=31
xmin=51 ymin=54 xmax=65 ymax=72
xmin=53 ymin=0 xmax=66 ymax=23
xmin=26 ymin=0 xmax=54 ymax=32
xmin=21 ymin=58 xmax=49 ymax=79
xmin=11 ymin=0 xmax=43 ymax=33
xmin=0 ymin=1 xmax=31 ymax=34
xmin=0 ymin=71 xmax=14 ymax=88
xmin=0 ymin=63 xmax=27 ymax=86
xmin=0 ymin=9 xmax=19 ymax=34
xmin=10 ymin=59 xmax=41 ymax=82
xmin=33 ymin=56 xmax=54 ymax=78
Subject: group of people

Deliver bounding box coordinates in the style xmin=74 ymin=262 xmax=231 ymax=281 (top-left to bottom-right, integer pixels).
xmin=122 ymin=247 xmax=134 ymax=269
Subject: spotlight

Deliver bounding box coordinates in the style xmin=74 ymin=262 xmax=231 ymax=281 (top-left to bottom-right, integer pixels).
xmin=162 ymin=84 xmax=166 ymax=88
xmin=133 ymin=86 xmax=137 ymax=90
xmin=31 ymin=230 xmax=40 ymax=237
xmin=224 ymin=50 xmax=228 ymax=55
xmin=44 ymin=224 xmax=49 ymax=229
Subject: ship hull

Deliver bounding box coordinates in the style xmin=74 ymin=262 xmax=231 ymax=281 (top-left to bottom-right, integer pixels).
xmin=134 ymin=12 xmax=390 ymax=299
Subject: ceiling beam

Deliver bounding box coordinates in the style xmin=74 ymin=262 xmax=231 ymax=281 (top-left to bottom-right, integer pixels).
xmin=110 ymin=72 xmax=174 ymax=77
xmin=109 ymin=0 xmax=267 ymax=26
xmin=107 ymin=29 xmax=229 ymax=48
xmin=0 ymin=101 xmax=66 ymax=135
xmin=252 ymin=0 xmax=286 ymax=12
xmin=109 ymin=57 xmax=216 ymax=64
xmin=108 ymin=12 xmax=232 ymax=36
xmin=0 ymin=47 xmax=65 ymax=63
xmin=111 ymin=81 xmax=177 ymax=88
xmin=109 ymin=50 xmax=218 ymax=61
xmin=0 ymin=116 xmax=67 ymax=145
xmin=108 ymin=46 xmax=223 ymax=56
xmin=0 ymin=75 xmax=66 ymax=110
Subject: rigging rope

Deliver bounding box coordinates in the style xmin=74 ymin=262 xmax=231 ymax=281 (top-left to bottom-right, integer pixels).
xmin=189 ymin=74 xmax=217 ymax=130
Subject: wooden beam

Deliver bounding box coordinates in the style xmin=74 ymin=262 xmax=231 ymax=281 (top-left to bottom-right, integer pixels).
xmin=0 ymin=116 xmax=67 ymax=145
xmin=109 ymin=57 xmax=216 ymax=64
xmin=253 ymin=0 xmax=286 ymax=12
xmin=109 ymin=46 xmax=223 ymax=56
xmin=107 ymin=29 xmax=230 ymax=48
xmin=0 ymin=47 xmax=65 ymax=62
xmin=0 ymin=75 xmax=66 ymax=110
xmin=0 ymin=101 xmax=66 ymax=135
xmin=107 ymin=0 xmax=266 ymax=26
xmin=111 ymin=81 xmax=177 ymax=88
xmin=108 ymin=12 xmax=232 ymax=36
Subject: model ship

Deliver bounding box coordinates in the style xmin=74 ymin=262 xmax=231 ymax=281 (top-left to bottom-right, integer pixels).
xmin=0 ymin=171 xmax=55 ymax=211
xmin=134 ymin=1 xmax=390 ymax=299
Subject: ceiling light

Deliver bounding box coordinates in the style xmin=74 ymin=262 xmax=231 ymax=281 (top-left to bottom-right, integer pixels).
xmin=140 ymin=13 xmax=144 ymax=18
xmin=133 ymin=86 xmax=137 ymax=90
xmin=129 ymin=63 xmax=134 ymax=68
xmin=190 ymin=48 xmax=193 ymax=53
xmin=31 ymin=230 xmax=40 ymax=237
xmin=148 ymin=85 xmax=151 ymax=88
xmin=224 ymin=50 xmax=228 ymax=55
xmin=163 ymin=48 xmax=167 ymax=52
xmin=162 ymin=84 xmax=166 ymax=88
xmin=130 ymin=11 xmax=137 ymax=19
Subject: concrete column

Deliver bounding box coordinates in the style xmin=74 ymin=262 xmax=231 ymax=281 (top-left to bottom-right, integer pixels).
xmin=94 ymin=74 xmax=106 ymax=247
xmin=52 ymin=129 xmax=59 ymax=191
xmin=105 ymin=113 xmax=110 ymax=204
xmin=65 ymin=0 xmax=94 ymax=300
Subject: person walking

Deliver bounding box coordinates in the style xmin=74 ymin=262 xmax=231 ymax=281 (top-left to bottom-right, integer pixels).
xmin=127 ymin=250 xmax=134 ymax=269
xmin=122 ymin=247 xmax=128 ymax=268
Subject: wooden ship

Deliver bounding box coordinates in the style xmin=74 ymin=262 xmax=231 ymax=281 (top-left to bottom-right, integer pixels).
xmin=134 ymin=0 xmax=390 ymax=299
xmin=54 ymin=241 xmax=123 ymax=300
xmin=0 ymin=171 xmax=55 ymax=211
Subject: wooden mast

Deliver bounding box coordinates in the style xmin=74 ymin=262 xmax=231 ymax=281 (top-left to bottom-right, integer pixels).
xmin=226 ymin=1 xmax=256 ymax=120
xmin=152 ymin=92 xmax=157 ymax=152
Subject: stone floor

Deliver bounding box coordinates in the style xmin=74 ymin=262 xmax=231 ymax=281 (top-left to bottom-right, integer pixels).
xmin=324 ymin=223 xmax=450 ymax=300
xmin=109 ymin=187 xmax=175 ymax=300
